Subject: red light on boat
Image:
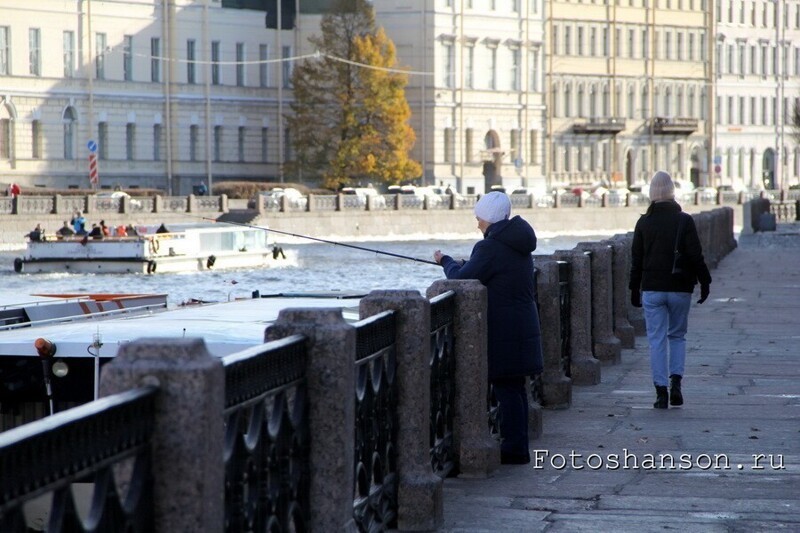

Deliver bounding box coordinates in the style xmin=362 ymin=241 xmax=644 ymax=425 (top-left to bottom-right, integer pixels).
xmin=34 ymin=338 xmax=57 ymax=358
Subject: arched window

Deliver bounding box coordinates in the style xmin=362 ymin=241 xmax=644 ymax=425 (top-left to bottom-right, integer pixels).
xmin=63 ymin=106 xmax=77 ymax=160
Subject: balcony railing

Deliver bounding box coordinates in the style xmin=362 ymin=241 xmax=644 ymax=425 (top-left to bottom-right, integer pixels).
xmin=572 ymin=117 xmax=626 ymax=134
xmin=652 ymin=117 xmax=698 ymax=134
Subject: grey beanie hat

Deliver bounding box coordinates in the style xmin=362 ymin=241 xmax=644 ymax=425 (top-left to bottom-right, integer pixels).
xmin=649 ymin=171 xmax=675 ymax=202
xmin=474 ymin=191 xmax=511 ymax=224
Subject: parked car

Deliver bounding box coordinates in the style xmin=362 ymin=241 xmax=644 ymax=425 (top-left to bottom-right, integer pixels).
xmin=95 ymin=191 xmax=142 ymax=209
xmin=248 ymin=187 xmax=308 ymax=210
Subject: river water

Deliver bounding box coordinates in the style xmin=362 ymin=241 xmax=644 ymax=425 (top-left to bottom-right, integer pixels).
xmin=0 ymin=232 xmax=610 ymax=307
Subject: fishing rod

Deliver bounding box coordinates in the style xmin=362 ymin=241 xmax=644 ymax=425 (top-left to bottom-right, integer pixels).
xmin=187 ymin=214 xmax=440 ymax=265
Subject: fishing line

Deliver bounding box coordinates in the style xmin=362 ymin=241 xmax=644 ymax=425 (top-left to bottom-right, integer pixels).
xmin=185 ymin=214 xmax=440 ymax=266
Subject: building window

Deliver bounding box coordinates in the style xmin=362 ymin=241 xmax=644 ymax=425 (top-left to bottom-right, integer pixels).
xmin=577 ymin=27 xmax=585 ymax=56
xmin=577 ymin=84 xmax=585 ymax=117
xmin=565 ymin=26 xmax=571 ymax=55
xmin=98 ymin=122 xmax=108 ymax=160
xmin=31 ymin=120 xmax=41 ymax=159
xmin=628 ymin=29 xmax=635 ymax=58
xmin=282 ymin=46 xmax=292 ymax=88
xmin=602 ymin=27 xmax=609 ymax=56
xmin=488 ymin=45 xmax=497 ymax=90
xmin=261 ymin=127 xmax=269 ymax=162
xmin=0 ymin=118 xmax=9 ymax=159
xmin=151 ymin=38 xmax=161 ymax=82
xmin=615 ymin=28 xmax=621 ymax=57
xmin=236 ymin=42 xmax=245 ymax=87
xmin=665 ymin=31 xmax=672 ymax=60
xmin=63 ymin=107 xmax=76 ymax=160
xmin=751 ymin=45 xmax=757 ymax=75
xmin=212 ymin=41 xmax=220 ymax=85
xmin=739 ymin=96 xmax=745 ymax=124
xmin=510 ymin=129 xmax=520 ymax=162
xmin=123 ymin=36 xmax=133 ymax=81
xmin=529 ymin=47 xmax=538 ymax=91
xmin=676 ymin=87 xmax=684 ymax=116
xmin=443 ymin=128 xmax=454 ymax=163
xmin=126 ymin=123 xmax=136 ymax=160
xmin=552 ymin=26 xmax=559 ymax=55
xmin=465 ymin=45 xmax=474 ymax=89
xmin=29 ymin=28 xmax=41 ymax=76
xmin=510 ymin=48 xmax=520 ymax=91
xmin=565 ymin=84 xmax=572 ymax=117
xmin=627 ymin=85 xmax=635 ymax=119
xmin=590 ymin=28 xmax=596 ymax=56
xmin=96 ymin=33 xmax=107 ymax=80
xmin=63 ymin=31 xmax=75 ymax=78
xmin=677 ymin=32 xmax=684 ymax=61
xmin=190 ymin=125 xmax=199 ymax=162
xmin=154 ymin=124 xmax=162 ymax=161
xmin=688 ymin=33 xmax=694 ymax=61
xmin=238 ymin=126 xmax=245 ymax=162
xmin=259 ymin=44 xmax=269 ymax=87
xmin=641 ymin=85 xmax=648 ymax=119
xmin=465 ymin=128 xmax=474 ymax=162
xmin=727 ymin=44 xmax=734 ymax=74
xmin=552 ymin=84 xmax=560 ymax=118
xmin=0 ymin=27 xmax=10 ymax=76
xmin=283 ymin=127 xmax=292 ymax=162
xmin=529 ymin=130 xmax=538 ymax=164
xmin=442 ymin=42 xmax=454 ymax=88
xmin=187 ymin=39 xmax=196 ymax=84
xmin=214 ymin=126 xmax=222 ymax=162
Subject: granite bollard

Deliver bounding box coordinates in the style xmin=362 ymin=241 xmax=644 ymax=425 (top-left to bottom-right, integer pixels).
xmin=359 ymin=290 xmax=444 ymax=531
xmin=426 ymin=280 xmax=501 ymax=477
xmin=553 ymin=249 xmax=602 ymax=385
xmin=578 ymin=242 xmax=622 ymax=365
xmin=535 ymin=259 xmax=572 ymax=408
xmin=605 ymin=235 xmax=636 ymax=349
xmin=99 ymin=338 xmax=225 ymax=533
xmin=265 ymin=308 xmax=357 ymax=532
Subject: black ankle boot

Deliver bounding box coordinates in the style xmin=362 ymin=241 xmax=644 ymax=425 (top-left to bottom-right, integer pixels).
xmin=653 ymin=385 xmax=668 ymax=409
xmin=670 ymin=375 xmax=683 ymax=406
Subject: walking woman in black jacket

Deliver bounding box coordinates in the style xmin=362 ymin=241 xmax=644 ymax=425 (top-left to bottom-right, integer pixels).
xmin=629 ymin=171 xmax=712 ymax=408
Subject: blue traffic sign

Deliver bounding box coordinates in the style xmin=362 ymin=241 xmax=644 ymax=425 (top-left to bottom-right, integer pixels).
xmin=87 ymin=140 xmax=98 ymax=153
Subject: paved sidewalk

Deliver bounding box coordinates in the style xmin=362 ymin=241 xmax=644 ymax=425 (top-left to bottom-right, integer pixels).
xmin=441 ymin=241 xmax=800 ymax=532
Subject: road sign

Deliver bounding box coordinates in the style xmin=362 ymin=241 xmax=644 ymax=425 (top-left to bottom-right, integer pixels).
xmin=714 ymin=164 xmax=721 ymax=174
xmin=87 ymin=140 xmax=97 ymax=153
xmin=713 ymin=155 xmax=722 ymax=165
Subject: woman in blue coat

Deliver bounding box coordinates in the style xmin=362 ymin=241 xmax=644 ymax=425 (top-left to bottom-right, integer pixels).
xmin=434 ymin=192 xmax=544 ymax=465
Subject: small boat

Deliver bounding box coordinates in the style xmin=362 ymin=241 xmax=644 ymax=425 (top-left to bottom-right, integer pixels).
xmin=13 ymin=223 xmax=291 ymax=274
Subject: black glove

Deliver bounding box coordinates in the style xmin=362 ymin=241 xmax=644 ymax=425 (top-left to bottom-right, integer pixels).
xmin=630 ymin=290 xmax=642 ymax=308
xmin=697 ymin=284 xmax=710 ymax=304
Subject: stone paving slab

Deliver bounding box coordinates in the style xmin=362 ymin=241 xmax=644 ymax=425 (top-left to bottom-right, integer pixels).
xmin=440 ymin=244 xmax=800 ymax=531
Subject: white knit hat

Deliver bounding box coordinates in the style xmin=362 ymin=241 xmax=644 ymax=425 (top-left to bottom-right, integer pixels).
xmin=649 ymin=171 xmax=675 ymax=202
xmin=474 ymin=191 xmax=511 ymax=224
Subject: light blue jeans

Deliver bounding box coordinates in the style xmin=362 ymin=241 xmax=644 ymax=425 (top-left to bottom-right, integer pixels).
xmin=642 ymin=291 xmax=692 ymax=386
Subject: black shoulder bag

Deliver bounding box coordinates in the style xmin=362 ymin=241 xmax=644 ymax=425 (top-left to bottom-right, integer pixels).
xmin=671 ymin=213 xmax=689 ymax=277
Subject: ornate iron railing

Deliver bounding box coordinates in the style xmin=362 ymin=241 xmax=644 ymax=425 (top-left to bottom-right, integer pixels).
xmin=222 ymin=335 xmax=311 ymax=533
xmin=353 ymin=310 xmax=398 ymax=531
xmin=429 ymin=291 xmax=457 ymax=478
xmin=0 ymin=386 xmax=157 ymax=532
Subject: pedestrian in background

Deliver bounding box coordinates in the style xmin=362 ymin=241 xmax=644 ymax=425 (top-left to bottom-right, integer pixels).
xmin=629 ymin=171 xmax=712 ymax=409
xmin=434 ymin=191 xmax=543 ymax=464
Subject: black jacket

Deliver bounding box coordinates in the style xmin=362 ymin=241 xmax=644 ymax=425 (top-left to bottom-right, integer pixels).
xmin=439 ymin=215 xmax=544 ymax=379
xmin=630 ymin=200 xmax=712 ymax=293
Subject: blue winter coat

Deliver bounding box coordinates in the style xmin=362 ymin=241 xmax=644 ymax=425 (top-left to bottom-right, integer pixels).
xmin=439 ymin=215 xmax=544 ymax=380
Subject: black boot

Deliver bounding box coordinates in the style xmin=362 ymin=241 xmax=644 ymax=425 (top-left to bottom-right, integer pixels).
xmin=670 ymin=375 xmax=683 ymax=406
xmin=653 ymin=385 xmax=668 ymax=409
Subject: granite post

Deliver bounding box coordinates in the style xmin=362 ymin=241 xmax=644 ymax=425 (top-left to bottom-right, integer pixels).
xmin=605 ymin=235 xmax=636 ymax=349
xmin=360 ymin=291 xmax=443 ymax=530
xmin=535 ymin=259 xmax=572 ymax=408
xmin=99 ymin=338 xmax=225 ymax=533
xmin=553 ymin=250 xmax=602 ymax=385
xmin=426 ymin=280 xmax=500 ymax=477
xmin=621 ymin=231 xmax=647 ymax=336
xmin=265 ymin=308 xmax=357 ymax=532
xmin=577 ymin=242 xmax=622 ymax=364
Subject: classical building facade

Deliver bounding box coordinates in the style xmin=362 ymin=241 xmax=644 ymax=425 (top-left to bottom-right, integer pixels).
xmin=376 ymin=0 xmax=547 ymax=194
xmin=715 ymin=0 xmax=800 ymax=190
xmin=0 ymin=0 xmax=300 ymax=194
xmin=1 ymin=1 xmax=798 ymax=194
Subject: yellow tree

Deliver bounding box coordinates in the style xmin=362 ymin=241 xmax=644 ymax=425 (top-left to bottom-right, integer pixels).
xmin=287 ymin=0 xmax=420 ymax=189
